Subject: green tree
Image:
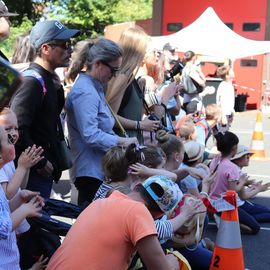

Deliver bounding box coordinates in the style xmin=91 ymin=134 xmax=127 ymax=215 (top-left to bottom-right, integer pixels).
xmin=5 ymin=0 xmax=45 ymax=25
xmin=1 ymin=18 xmax=33 ymax=59
xmin=112 ymin=0 xmax=153 ymax=23
xmin=47 ymin=0 xmax=153 ymax=37
xmin=2 ymin=0 xmax=153 ymax=57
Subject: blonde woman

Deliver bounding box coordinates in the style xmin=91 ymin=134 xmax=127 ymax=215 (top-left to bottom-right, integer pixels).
xmin=106 ymin=26 xmax=160 ymax=143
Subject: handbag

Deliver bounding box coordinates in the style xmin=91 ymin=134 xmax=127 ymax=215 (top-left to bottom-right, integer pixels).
xmin=57 ymin=117 xmax=73 ymax=171
xmin=169 ymin=195 xmax=206 ymax=249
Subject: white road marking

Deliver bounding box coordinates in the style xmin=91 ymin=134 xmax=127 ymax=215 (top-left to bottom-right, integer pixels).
xmin=232 ymin=130 xmax=270 ymax=135
xmin=208 ymin=222 xmax=270 ymax=230
xmin=248 ymin=174 xmax=270 ymax=179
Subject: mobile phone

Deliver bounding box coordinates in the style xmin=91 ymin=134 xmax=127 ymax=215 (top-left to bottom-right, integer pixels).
xmin=0 ymin=56 xmax=23 ymax=111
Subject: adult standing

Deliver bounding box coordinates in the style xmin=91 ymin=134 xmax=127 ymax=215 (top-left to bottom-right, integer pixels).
xmin=0 ymin=0 xmax=18 ymax=60
xmin=107 ymin=26 xmax=161 ymax=144
xmin=182 ymin=51 xmax=206 ymax=114
xmin=216 ymin=65 xmax=235 ymax=128
xmin=66 ymin=38 xmax=137 ymax=206
xmin=11 ymin=20 xmax=80 ymax=199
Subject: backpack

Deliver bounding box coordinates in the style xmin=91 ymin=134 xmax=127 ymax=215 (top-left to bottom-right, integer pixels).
xmin=175 ymin=111 xmax=208 ymax=137
xmin=182 ymin=66 xmax=204 ymax=95
xmin=23 ymin=69 xmax=47 ymax=97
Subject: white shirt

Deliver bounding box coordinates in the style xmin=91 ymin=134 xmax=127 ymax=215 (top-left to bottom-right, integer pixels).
xmin=216 ymin=81 xmax=235 ymax=116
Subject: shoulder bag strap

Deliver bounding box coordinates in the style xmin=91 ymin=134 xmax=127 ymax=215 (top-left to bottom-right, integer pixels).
xmin=105 ymin=100 xmax=129 ymax=138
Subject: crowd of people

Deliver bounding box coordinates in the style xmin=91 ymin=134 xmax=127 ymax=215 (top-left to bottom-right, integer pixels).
xmin=1 ymin=1 xmax=270 ymax=269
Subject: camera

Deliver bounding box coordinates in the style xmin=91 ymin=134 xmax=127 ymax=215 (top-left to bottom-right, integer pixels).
xmin=165 ymin=59 xmax=185 ymax=81
xmin=148 ymin=112 xmax=170 ymax=132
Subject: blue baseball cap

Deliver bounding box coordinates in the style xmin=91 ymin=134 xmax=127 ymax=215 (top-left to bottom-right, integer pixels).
xmin=30 ymin=20 xmax=80 ymax=48
xmin=142 ymin=175 xmax=183 ymax=213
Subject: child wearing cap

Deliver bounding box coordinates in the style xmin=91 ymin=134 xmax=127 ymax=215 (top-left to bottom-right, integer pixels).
xmin=47 ymin=175 xmax=187 ymax=270
xmin=179 ymin=141 xmax=210 ymax=197
xmin=231 ymin=144 xmax=270 ymax=233
xmin=210 ymin=132 xmax=269 ymax=234
xmin=94 ymin=143 xmax=201 ymax=247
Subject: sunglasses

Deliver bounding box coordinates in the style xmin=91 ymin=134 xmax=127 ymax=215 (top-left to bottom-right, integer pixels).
xmin=100 ymin=61 xmax=120 ymax=75
xmin=47 ymin=41 xmax=72 ymax=50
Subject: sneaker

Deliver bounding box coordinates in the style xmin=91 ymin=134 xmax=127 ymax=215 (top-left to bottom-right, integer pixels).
xmin=240 ymin=223 xmax=252 ymax=234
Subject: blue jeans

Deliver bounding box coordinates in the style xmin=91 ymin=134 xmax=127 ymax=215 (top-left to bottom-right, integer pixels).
xmin=27 ymin=171 xmax=53 ymax=199
xmin=238 ymin=200 xmax=270 ymax=234
xmin=177 ymin=242 xmax=212 ymax=270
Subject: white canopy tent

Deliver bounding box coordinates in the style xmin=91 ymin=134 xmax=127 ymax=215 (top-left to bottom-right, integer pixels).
xmin=150 ymin=7 xmax=270 ymax=59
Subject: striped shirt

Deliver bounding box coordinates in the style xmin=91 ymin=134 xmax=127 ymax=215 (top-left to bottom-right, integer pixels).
xmin=155 ymin=215 xmax=173 ymax=243
xmin=0 ymin=185 xmax=20 ymax=270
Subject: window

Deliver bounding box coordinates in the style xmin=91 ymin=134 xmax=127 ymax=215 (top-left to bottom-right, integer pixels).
xmin=243 ymin=23 xmax=260 ymax=32
xmin=167 ymin=23 xmax=183 ymax=32
xmin=225 ymin=23 xmax=233 ymax=30
xmin=240 ymin=59 xmax=258 ymax=67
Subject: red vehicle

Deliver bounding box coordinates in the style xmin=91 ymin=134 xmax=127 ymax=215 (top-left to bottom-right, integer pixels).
xmin=152 ymin=0 xmax=270 ymax=109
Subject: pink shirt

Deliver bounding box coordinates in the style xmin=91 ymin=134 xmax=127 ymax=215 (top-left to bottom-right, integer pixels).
xmin=209 ymin=156 xmax=240 ymax=199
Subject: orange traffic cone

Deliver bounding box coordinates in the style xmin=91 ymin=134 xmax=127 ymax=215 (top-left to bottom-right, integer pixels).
xmin=250 ymin=111 xmax=267 ymax=160
xmin=210 ymin=190 xmax=245 ymax=270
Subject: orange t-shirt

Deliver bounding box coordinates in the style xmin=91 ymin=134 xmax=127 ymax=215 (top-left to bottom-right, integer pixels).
xmin=47 ymin=191 xmax=157 ymax=270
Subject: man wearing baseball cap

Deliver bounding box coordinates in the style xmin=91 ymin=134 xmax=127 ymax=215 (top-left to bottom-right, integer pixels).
xmin=47 ymin=175 xmax=181 ymax=270
xmin=0 ymin=0 xmax=18 ymax=60
xmin=11 ymin=20 xmax=80 ymax=199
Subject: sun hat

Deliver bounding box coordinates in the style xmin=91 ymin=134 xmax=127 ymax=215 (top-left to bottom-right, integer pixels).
xmin=184 ymin=140 xmax=205 ymax=162
xmin=30 ymin=20 xmax=80 ymax=48
xmin=231 ymin=144 xmax=253 ymax=160
xmin=142 ymin=175 xmax=183 ymax=213
xmin=0 ymin=1 xmax=18 ymax=17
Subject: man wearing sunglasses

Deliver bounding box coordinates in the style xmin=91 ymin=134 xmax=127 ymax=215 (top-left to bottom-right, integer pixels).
xmin=11 ymin=20 xmax=80 ymax=199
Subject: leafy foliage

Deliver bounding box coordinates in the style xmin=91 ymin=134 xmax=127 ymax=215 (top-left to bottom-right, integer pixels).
xmin=1 ymin=18 xmax=33 ymax=59
xmin=1 ymin=0 xmax=153 ymax=56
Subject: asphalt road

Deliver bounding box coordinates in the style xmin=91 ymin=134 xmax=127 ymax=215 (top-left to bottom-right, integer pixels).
xmin=53 ymin=110 xmax=270 ymax=270
xmin=204 ymin=110 xmax=270 ymax=270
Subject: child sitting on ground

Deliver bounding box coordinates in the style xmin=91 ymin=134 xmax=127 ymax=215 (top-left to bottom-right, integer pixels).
xmin=180 ymin=140 xmax=210 ymax=197
xmin=94 ymin=143 xmax=177 ymax=200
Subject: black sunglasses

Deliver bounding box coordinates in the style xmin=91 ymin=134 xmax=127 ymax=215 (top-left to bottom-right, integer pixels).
xmin=47 ymin=41 xmax=72 ymax=50
xmin=100 ymin=61 xmax=120 ymax=75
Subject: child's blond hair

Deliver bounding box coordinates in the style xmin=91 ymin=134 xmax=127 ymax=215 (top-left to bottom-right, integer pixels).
xmin=179 ymin=122 xmax=195 ymax=141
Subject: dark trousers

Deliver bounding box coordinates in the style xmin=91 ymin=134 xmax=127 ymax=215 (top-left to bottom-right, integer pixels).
xmin=238 ymin=200 xmax=270 ymax=234
xmin=74 ymin=176 xmax=102 ymax=207
xmin=27 ymin=171 xmax=53 ymax=200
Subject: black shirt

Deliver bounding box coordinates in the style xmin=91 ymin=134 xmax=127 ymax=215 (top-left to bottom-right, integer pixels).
xmin=11 ymin=63 xmax=65 ymax=181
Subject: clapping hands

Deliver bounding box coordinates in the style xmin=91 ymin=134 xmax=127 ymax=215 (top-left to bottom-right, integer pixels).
xmin=18 ymin=145 xmax=44 ymax=169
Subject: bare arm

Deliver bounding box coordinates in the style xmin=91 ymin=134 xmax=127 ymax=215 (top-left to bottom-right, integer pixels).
xmin=130 ymin=163 xmax=177 ymax=181
xmin=4 ymin=167 xmax=27 ymax=199
xmin=136 ymin=235 xmax=178 ymax=270
xmin=239 ymin=182 xmax=270 ymax=200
